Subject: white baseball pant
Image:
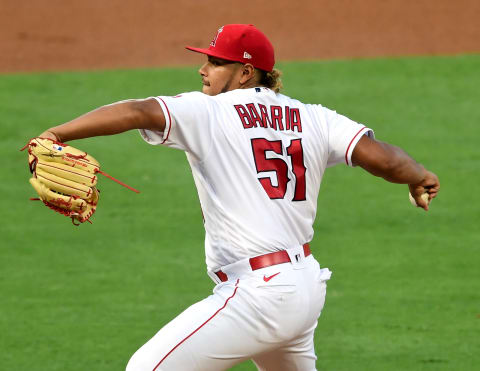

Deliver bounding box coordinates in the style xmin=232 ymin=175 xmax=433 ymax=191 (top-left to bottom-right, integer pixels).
xmin=126 ymin=245 xmax=331 ymax=371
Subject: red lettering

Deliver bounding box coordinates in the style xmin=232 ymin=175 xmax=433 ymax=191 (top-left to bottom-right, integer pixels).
xmin=246 ymin=103 xmax=261 ymax=128
xmin=64 ymin=157 xmax=87 ymax=167
xmin=285 ymin=106 xmax=291 ymax=131
xmin=290 ymin=108 xmax=302 ymax=132
xmin=236 ymin=104 xmax=302 ymax=132
xmin=258 ymin=104 xmax=273 ymax=129
xmin=251 ymin=138 xmax=289 ymax=199
xmin=234 ymin=105 xmax=253 ymax=129
xmin=287 ymin=139 xmax=307 ymax=200
xmin=270 ymin=105 xmax=283 ymax=131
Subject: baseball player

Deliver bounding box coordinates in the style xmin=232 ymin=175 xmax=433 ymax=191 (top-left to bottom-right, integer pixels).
xmin=37 ymin=24 xmax=440 ymax=371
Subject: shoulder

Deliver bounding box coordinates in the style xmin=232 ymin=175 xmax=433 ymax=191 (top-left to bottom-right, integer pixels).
xmin=166 ymin=91 xmax=209 ymax=100
xmin=160 ymin=91 xmax=214 ymax=111
xmin=274 ymin=92 xmax=321 ymax=109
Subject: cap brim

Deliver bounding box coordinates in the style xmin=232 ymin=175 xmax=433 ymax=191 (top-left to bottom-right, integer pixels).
xmin=185 ymin=46 xmax=242 ymax=64
xmin=185 ymin=46 xmax=211 ymax=55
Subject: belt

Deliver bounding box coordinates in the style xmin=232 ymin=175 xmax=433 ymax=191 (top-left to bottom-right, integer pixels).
xmin=215 ymin=243 xmax=311 ymax=282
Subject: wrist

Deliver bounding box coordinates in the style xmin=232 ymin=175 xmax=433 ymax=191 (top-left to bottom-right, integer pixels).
xmin=39 ymin=130 xmax=61 ymax=142
xmin=413 ymin=163 xmax=428 ymax=185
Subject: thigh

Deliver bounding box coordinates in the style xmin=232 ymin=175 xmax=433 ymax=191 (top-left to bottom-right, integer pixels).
xmin=127 ymin=261 xmax=330 ymax=371
xmin=252 ymin=271 xmax=328 ymax=371
xmin=126 ymin=281 xmax=257 ymax=371
xmin=252 ymin=333 xmax=317 ymax=371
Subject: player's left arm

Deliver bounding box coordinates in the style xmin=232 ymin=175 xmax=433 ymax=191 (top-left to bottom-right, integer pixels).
xmin=39 ymin=98 xmax=165 ymax=142
xmin=352 ymin=135 xmax=440 ymax=211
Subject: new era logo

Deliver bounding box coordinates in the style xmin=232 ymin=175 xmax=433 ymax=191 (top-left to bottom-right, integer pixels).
xmin=243 ymin=51 xmax=252 ymax=59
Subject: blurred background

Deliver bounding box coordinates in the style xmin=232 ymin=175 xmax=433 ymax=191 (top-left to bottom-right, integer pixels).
xmin=1 ymin=0 xmax=479 ymax=72
xmin=1 ymin=1 xmax=479 ymax=370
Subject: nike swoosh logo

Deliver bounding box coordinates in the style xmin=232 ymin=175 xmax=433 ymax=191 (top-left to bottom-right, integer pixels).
xmin=263 ymin=272 xmax=281 ymax=282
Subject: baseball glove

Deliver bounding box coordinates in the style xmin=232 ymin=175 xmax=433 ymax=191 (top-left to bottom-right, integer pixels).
xmin=21 ymin=137 xmax=139 ymax=225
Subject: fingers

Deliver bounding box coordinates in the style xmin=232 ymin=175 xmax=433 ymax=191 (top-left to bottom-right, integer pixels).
xmin=424 ymin=172 xmax=440 ymax=204
xmin=427 ymin=189 xmax=439 ymax=200
xmin=416 ymin=193 xmax=429 ymax=211
xmin=408 ymin=185 xmax=428 ymax=211
xmin=408 ymin=169 xmax=440 ymax=211
xmin=423 ymin=171 xmax=440 ymax=190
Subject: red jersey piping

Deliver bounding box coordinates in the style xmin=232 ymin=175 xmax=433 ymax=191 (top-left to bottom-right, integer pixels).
xmin=345 ymin=126 xmax=367 ymax=166
xmin=157 ymin=97 xmax=172 ymax=144
xmin=152 ymin=279 xmax=240 ymax=370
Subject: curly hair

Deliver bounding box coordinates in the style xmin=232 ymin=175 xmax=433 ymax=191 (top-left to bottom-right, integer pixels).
xmin=259 ymin=68 xmax=283 ymax=93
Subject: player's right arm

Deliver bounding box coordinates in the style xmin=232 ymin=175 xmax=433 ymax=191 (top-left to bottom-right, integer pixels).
xmin=39 ymin=98 xmax=165 ymax=142
xmin=351 ymin=135 xmax=440 ymax=211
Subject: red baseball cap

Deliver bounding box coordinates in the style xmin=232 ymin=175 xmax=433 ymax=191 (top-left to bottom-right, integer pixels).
xmin=186 ymin=24 xmax=275 ymax=72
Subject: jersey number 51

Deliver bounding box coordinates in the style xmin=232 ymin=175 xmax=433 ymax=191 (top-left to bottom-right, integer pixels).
xmin=251 ymin=138 xmax=306 ymax=201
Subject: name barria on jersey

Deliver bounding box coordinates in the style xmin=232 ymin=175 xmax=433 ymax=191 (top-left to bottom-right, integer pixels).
xmin=234 ymin=103 xmax=302 ymax=132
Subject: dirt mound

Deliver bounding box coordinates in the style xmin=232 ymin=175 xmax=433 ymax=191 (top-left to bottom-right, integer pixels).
xmin=1 ymin=0 xmax=479 ymax=73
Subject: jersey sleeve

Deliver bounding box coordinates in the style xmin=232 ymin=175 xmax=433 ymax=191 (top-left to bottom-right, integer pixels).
xmin=324 ymin=107 xmax=374 ymax=167
xmin=138 ymin=92 xmax=213 ymax=161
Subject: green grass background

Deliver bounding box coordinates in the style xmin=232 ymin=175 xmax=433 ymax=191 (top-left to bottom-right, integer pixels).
xmin=1 ymin=55 xmax=479 ymax=370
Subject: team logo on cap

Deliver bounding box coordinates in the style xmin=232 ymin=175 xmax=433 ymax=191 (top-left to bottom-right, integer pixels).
xmin=210 ymin=26 xmax=224 ymax=47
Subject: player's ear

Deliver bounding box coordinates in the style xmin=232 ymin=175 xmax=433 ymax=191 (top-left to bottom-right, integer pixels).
xmin=239 ymin=63 xmax=256 ymax=85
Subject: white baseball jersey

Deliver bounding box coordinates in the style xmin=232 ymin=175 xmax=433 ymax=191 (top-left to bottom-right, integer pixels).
xmin=139 ymin=87 xmax=373 ymax=271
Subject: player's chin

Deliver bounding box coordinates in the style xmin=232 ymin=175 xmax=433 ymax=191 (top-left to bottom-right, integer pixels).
xmin=202 ymin=84 xmax=218 ymax=96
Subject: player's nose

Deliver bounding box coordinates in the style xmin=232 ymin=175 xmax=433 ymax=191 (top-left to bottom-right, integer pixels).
xmin=199 ymin=62 xmax=208 ymax=76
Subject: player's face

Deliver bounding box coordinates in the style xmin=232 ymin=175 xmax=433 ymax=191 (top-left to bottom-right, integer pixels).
xmin=199 ymin=56 xmax=243 ymax=96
